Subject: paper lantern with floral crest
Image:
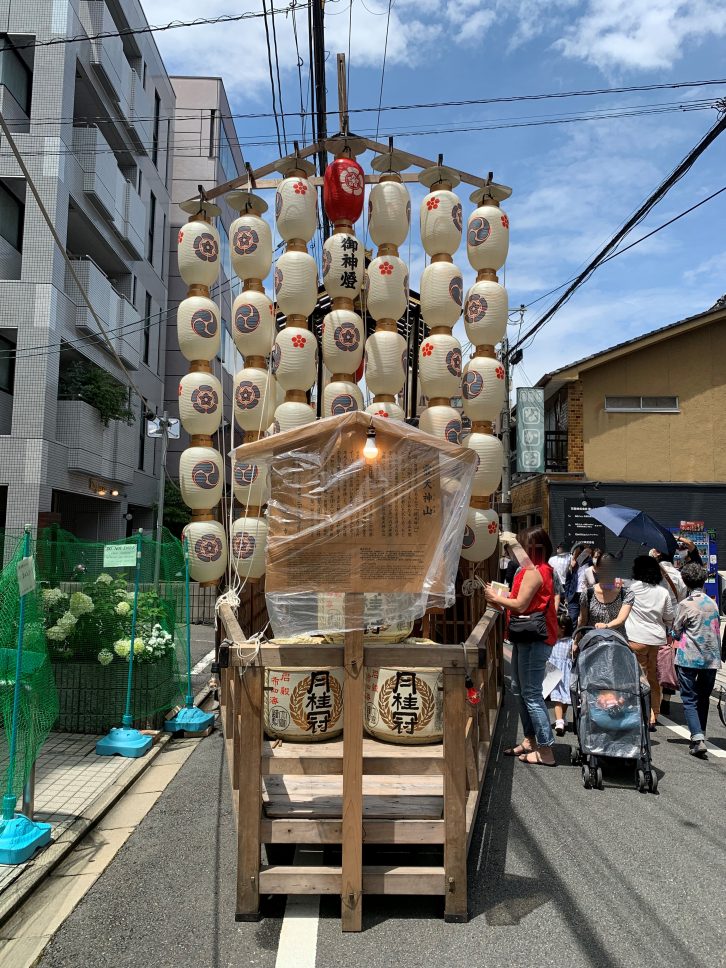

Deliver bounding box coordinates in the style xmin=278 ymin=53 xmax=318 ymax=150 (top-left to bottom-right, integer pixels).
xmin=463 ymin=280 xmax=508 ymax=346
xmin=233 ymin=458 xmax=269 ymax=508
xmin=323 ymin=157 xmax=365 ymax=224
xmin=420 ymin=262 xmax=464 ymax=329
xmin=466 ymin=203 xmax=509 ymax=272
xmin=461 ymin=356 xmax=506 ymax=423
xmin=272 ymin=327 xmax=318 ymax=390
xmin=178 ymin=220 xmax=221 ymax=288
xmin=234 ymin=366 xmax=276 ymax=432
xmin=183 ymin=520 xmax=227 ymax=584
xmin=366 ymin=256 xmax=408 ymax=322
xmin=230 ymin=214 xmax=272 ymax=282
xmin=466 ymin=432 xmax=503 ymax=497
xmin=460 ymin=507 xmax=500 ymax=563
xmin=323 ymin=380 xmax=364 ymax=417
xmin=322 ymin=308 xmax=365 ymax=372
xmin=418 ymin=333 xmax=462 ymax=400
xmin=178 ymin=372 xmax=222 ymax=437
xmin=419 ymin=405 xmax=462 ymax=445
xmin=275 ymin=176 xmax=316 ymax=243
xmin=274 ymin=250 xmax=318 ymax=319
xmin=230 ymin=516 xmax=268 ymax=581
xmin=419 ymin=190 xmax=462 ymax=257
xmin=369 ymin=180 xmax=410 ymax=247
xmin=365 ymin=400 xmax=406 ymax=421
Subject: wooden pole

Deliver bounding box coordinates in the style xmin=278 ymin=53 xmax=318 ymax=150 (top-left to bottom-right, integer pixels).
xmin=443 ymin=668 xmax=468 ymax=923
xmin=341 ymin=592 xmax=364 ymax=931
xmin=236 ymin=664 xmax=264 ymax=921
xmin=337 ymin=53 xmax=348 ymax=135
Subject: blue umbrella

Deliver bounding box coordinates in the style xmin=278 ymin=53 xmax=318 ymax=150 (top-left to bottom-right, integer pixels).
xmin=586 ymin=504 xmax=677 ymax=556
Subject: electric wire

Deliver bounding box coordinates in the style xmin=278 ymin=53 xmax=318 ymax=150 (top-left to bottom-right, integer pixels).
xmin=261 ymin=0 xmax=284 ymax=155
xmin=268 ymin=0 xmax=289 ymax=152
xmin=290 ymin=0 xmax=308 ymax=140
xmin=374 ymin=0 xmax=393 ymax=143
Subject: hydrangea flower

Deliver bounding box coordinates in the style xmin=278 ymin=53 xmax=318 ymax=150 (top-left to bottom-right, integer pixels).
xmin=42 ymin=588 xmax=67 ymax=607
xmin=98 ymin=649 xmax=113 ymax=666
xmin=47 ymin=625 xmax=69 ymax=641
xmin=57 ymin=611 xmax=78 ymax=631
xmin=69 ymin=592 xmax=94 ymax=617
xmin=115 ymin=601 xmax=131 ymax=616
xmin=113 ymin=638 xmax=145 ymax=660
xmin=96 ymin=573 xmax=113 ymax=585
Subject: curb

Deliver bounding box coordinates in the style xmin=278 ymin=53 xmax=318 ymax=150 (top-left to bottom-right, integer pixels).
xmin=0 ymin=684 xmax=214 ymax=929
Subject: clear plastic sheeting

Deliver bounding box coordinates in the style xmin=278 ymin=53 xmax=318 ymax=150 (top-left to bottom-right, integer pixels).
xmin=232 ymin=412 xmax=477 ymax=637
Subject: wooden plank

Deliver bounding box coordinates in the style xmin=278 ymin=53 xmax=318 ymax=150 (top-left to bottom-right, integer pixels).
xmin=443 ymin=669 xmax=468 ymax=923
xmin=258 ymin=865 xmax=446 ymax=896
xmin=236 ymin=664 xmax=263 ymax=922
xmin=264 ymin=775 xmax=443 ymax=797
xmin=232 ymin=709 xmax=240 ymax=791
xmin=259 ymin=865 xmax=342 ymax=895
xmin=246 ymin=642 xmax=480 ymax=669
xmin=218 ymin=601 xmax=246 ymax=646
xmin=260 ymin=818 xmax=444 ymax=845
xmin=263 ymin=794 xmax=443 ymax=820
xmin=464 ymin=716 xmax=478 ymax=792
xmin=262 ymin=736 xmax=444 ymax=776
xmin=341 ymin=593 xmax=364 ymax=932
xmin=358 ymin=135 xmax=490 ymax=188
xmin=363 ymin=866 xmax=446 ymax=896
xmin=239 ymin=172 xmax=425 ymax=189
xmin=201 ymin=142 xmax=322 ymax=200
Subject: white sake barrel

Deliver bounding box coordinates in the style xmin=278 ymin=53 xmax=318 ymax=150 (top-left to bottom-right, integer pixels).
xmin=420 ymin=190 xmax=462 ymax=256
xmin=179 ymin=446 xmax=224 ymax=510
xmin=365 ymin=256 xmax=407 ymax=322
xmin=182 ymin=519 xmax=227 ymax=584
xmin=233 ymin=459 xmax=269 ymax=508
xmin=462 ymin=356 xmax=506 ymax=423
xmin=418 ymin=333 xmax=462 ymax=399
xmin=321 ymin=308 xmax=364 ymax=373
xmin=364 ymin=667 xmax=443 ymax=744
xmin=272 ymin=327 xmax=317 ymax=391
xmin=419 ymin=261 xmax=463 ymax=329
xmin=230 ymin=514 xmax=267 ymax=581
xmin=264 ymin=667 xmax=345 ymax=741
xmin=322 ymin=232 xmax=363 ymax=300
xmin=323 ymin=380 xmax=364 ymax=417
xmin=178 ymin=371 xmax=222 ymax=436
xmin=461 ymin=507 xmax=499 ymax=562
xmin=464 ymin=279 xmax=508 ymax=346
xmin=467 ymin=204 xmax=509 ymax=272
xmin=365 ymin=400 xmax=405 ymax=421
xmin=275 ymin=250 xmax=318 ymax=319
xmin=274 ymin=400 xmax=317 ymax=433
xmin=177 ymin=296 xmax=220 ymax=362
xmin=232 ymin=290 xmax=276 ymax=358
xmin=230 ymin=213 xmax=272 ymax=281
xmin=178 ymin=220 xmax=221 ymax=288
xmin=467 ymin=432 xmax=503 ymax=497
xmin=234 ymin=366 xmax=275 ymax=432
xmin=275 ymin=176 xmax=316 ymax=243
xmin=365 ymin=330 xmax=407 ymax=395
xmin=419 ymin=405 xmax=462 ymax=445
xmin=369 ymin=180 xmax=410 ymax=247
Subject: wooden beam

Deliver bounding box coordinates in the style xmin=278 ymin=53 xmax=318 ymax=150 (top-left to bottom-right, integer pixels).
xmin=260 ymin=818 xmax=445 ymax=845
xmin=236 ymin=665 xmax=263 ymax=922
xmin=443 ymin=668 xmax=468 ymax=923
xmin=240 ymin=172 xmax=424 ymax=189
xmin=241 ymin=642 xmax=483 ymax=669
xmin=341 ymin=593 xmax=364 ymax=932
xmin=258 ymin=865 xmax=447 ymax=896
xmin=218 ymin=601 xmax=246 ymax=646
xmin=199 ymin=142 xmax=322 ymax=201
xmin=358 ymin=136 xmax=490 ymax=188
xmin=337 ymin=53 xmax=348 ymax=134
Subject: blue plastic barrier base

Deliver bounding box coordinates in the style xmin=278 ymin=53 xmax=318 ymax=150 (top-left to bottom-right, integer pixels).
xmin=164 ymin=706 xmax=215 ymax=734
xmin=96 ymin=728 xmax=152 ymax=759
xmin=0 ymin=814 xmax=52 ymax=865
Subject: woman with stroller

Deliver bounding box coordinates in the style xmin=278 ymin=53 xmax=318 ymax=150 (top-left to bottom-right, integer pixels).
xmin=578 ymin=553 xmax=634 ymax=632
xmin=625 ymin=555 xmax=676 ymax=730
xmin=485 ymin=527 xmax=558 ymax=767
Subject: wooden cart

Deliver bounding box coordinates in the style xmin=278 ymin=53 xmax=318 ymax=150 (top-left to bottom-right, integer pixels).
xmin=218 ymin=602 xmax=503 ymax=932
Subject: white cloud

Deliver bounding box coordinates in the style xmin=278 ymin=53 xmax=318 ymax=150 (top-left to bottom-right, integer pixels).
xmin=683 ymin=249 xmax=726 ymax=282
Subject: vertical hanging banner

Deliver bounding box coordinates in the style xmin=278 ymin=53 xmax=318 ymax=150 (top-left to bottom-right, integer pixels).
xmin=516 ymin=388 xmax=545 ymax=473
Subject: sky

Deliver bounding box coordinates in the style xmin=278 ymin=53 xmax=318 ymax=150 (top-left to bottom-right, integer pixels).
xmin=152 ymin=0 xmax=726 ymax=389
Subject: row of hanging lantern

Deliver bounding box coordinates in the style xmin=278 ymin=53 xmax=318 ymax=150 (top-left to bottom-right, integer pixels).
xmin=176 ymin=199 xmax=228 ymax=585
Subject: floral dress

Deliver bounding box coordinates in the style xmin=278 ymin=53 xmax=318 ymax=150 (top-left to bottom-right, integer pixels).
xmin=547 ymin=636 xmax=573 ymax=703
xmin=580 ymin=586 xmax=634 ymax=628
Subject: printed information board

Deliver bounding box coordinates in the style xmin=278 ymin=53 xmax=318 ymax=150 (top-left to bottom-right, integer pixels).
xmin=16 ymin=556 xmax=35 ymax=598
xmin=103 ymin=544 xmax=138 ymax=568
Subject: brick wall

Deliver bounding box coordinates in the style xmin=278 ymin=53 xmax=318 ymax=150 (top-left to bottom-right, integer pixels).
xmin=511 ymin=475 xmax=550 ymax=531
xmin=567 ymin=380 xmax=585 ymax=472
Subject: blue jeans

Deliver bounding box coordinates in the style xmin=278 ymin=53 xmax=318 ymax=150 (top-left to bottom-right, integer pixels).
xmin=676 ymin=666 xmax=716 ymax=741
xmin=510 ymin=641 xmax=555 ymax=748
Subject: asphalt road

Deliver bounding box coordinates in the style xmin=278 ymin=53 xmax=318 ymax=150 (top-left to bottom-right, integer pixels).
xmin=39 ymin=674 xmax=726 ymax=968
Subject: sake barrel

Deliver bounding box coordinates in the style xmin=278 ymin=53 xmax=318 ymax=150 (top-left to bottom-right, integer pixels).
xmin=230 ymin=213 xmax=272 ymax=281
xmin=264 ymin=667 xmax=345 ymax=741
xmin=178 ymin=220 xmax=220 ymax=288
xmin=179 ymin=446 xmax=223 ymax=510
xmin=466 ymin=432 xmax=503 ymax=497
xmin=462 ymin=356 xmax=506 ymax=423
xmin=321 ymin=308 xmax=364 ymax=372
xmin=177 ymin=295 xmax=220 ymax=362
xmin=275 ymin=176 xmax=316 ymax=243
xmin=420 ymin=190 xmax=462 ymax=256
xmin=275 ymin=250 xmax=318 ymax=319
xmin=365 ymin=256 xmax=408 ymax=322
xmin=464 ymin=279 xmax=508 ymax=346
xmin=322 ymin=232 xmax=364 ymax=300
xmin=467 ymin=204 xmax=509 ymax=272
xmin=182 ymin=519 xmax=227 ymax=584
xmin=461 ymin=507 xmax=500 ymax=563
xmin=178 ymin=371 xmax=222 ymax=436
xmin=232 ymin=290 xmax=276 ymax=358
xmin=419 ymin=261 xmax=463 ymax=329
xmin=272 ymin=327 xmax=317 ymax=391
xmin=419 ymin=405 xmax=462 ymax=445
xmin=368 ymin=180 xmax=410 ymax=247
xmin=230 ymin=514 xmax=267 ymax=581
xmin=418 ymin=332 xmax=462 ymax=399
xmin=323 ymin=380 xmax=364 ymax=417
xmin=364 ymin=667 xmax=443 ymax=744
xmin=365 ymin=330 xmax=407 ymax=395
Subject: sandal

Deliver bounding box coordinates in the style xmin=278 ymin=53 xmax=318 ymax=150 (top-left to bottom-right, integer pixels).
xmin=518 ymin=751 xmax=556 ymax=767
xmin=503 ymin=744 xmax=531 ymax=757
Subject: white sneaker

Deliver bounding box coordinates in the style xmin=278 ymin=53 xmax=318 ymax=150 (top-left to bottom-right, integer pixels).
xmin=554 ymin=719 xmax=566 ymax=736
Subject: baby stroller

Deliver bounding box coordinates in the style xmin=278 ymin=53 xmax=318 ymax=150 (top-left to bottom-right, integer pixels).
xmin=570 ymin=627 xmax=657 ymax=794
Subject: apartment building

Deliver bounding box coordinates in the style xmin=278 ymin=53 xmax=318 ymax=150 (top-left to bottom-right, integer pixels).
xmin=164 ymin=75 xmax=245 ymax=481
xmin=0 ymin=0 xmax=173 ymax=542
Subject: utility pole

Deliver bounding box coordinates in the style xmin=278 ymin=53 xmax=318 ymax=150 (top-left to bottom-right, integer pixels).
xmin=499 ymin=339 xmax=513 ymax=533
xmin=311 ymin=0 xmax=330 ymax=240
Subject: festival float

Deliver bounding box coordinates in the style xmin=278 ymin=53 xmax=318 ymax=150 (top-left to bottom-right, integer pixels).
xmin=174 ymin=78 xmax=509 ymax=929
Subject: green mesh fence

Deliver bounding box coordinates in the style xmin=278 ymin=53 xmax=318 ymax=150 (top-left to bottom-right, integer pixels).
xmin=0 ymin=535 xmax=59 ymax=800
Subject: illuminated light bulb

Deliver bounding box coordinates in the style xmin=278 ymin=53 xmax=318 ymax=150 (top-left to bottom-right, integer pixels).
xmin=97 ymin=486 xmax=107 ymax=496
xmin=111 ymin=489 xmax=119 ymax=497
xmin=363 ymin=427 xmax=379 ymax=462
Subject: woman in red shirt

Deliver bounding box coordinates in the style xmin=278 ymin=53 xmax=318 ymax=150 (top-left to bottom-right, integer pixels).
xmin=485 ymin=526 xmax=558 ymax=766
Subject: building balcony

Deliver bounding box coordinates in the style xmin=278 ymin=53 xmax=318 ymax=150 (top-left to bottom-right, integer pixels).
xmin=127 ymin=69 xmax=153 ymax=154
xmin=56 ymin=400 xmax=137 ymax=484
xmin=116 ymin=294 xmax=141 ymax=369
xmin=65 ymin=258 xmax=141 ymax=370
xmin=545 ymin=431 xmax=568 ymax=473
xmin=0 ymin=389 xmax=12 ymax=435
xmin=113 ymin=179 xmax=145 ymax=260
xmin=78 ymin=0 xmax=132 ymax=117
xmin=0 ymin=84 xmax=29 ymax=133
xmin=0 ymin=235 xmax=21 ymax=281
xmin=72 ymin=125 xmax=121 ymax=222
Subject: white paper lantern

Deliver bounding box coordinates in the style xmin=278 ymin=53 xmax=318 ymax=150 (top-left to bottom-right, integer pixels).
xmin=275 ymin=177 xmax=316 ymax=243
xmin=466 ymin=432 xmax=503 ymax=497
xmin=461 ymin=507 xmax=500 ymax=563
xmin=418 ymin=333 xmax=462 ymax=399
xmin=365 ymin=330 xmax=407 ymax=395
xmin=321 ymin=308 xmax=364 ymax=373
xmin=178 ymin=371 xmax=223 ymax=436
xmin=275 ymin=250 xmax=318 ymax=319
xmin=369 ymin=181 xmax=410 ymax=247
xmin=230 ymin=514 xmax=267 ymax=581
xmin=177 ymin=295 xmax=221 ymax=362
xmin=467 ymin=204 xmax=509 ymax=272
xmin=322 ymin=232 xmax=364 ymax=301
xmin=182 ymin=519 xmax=227 ymax=584
xmin=232 ymin=290 xmax=276 ymax=358
xmin=420 ymin=190 xmax=462 ymax=257
xmin=364 ymin=667 xmax=443 ymax=744
xmin=419 ymin=262 xmax=463 ymax=329
xmin=464 ymin=280 xmax=508 ymax=346
xmin=365 ymin=400 xmax=405 ymax=421
xmin=230 ymin=214 xmax=272 ymax=281
xmin=462 ymin=356 xmax=506 ymax=423
xmin=234 ymin=366 xmax=275 ymax=432
xmin=419 ymin=405 xmax=462 ymax=445
xmin=179 ymin=446 xmax=224 ymax=510
xmin=323 ymin=380 xmax=364 ymax=417
xmin=178 ymin=220 xmax=221 ymax=288
xmin=274 ymin=400 xmax=317 ymax=433
xmin=233 ymin=458 xmax=269 ymax=508
xmin=272 ymin=327 xmax=317 ymax=391
xmin=265 ymin=667 xmax=345 ymax=741
xmin=365 ymin=256 xmax=408 ymax=322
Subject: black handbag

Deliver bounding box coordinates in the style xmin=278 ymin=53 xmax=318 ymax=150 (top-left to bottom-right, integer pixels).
xmin=508 ymin=610 xmax=548 ymax=644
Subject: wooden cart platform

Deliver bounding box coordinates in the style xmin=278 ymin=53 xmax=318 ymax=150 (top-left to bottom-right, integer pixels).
xmin=218 ymin=603 xmax=503 ymax=931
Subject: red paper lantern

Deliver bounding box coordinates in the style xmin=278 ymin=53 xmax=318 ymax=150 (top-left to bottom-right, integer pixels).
xmin=324 ymin=158 xmax=365 ymax=224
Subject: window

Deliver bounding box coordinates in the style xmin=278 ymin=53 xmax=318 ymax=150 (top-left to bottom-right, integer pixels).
xmin=161 ymin=213 xmax=166 ymax=277
xmin=0 ymin=36 xmax=32 ymax=115
xmin=209 ymin=108 xmax=216 ymax=158
xmin=219 ymin=124 xmax=238 ymax=182
xmin=151 ymin=90 xmax=160 ymax=166
xmin=137 ymin=169 xmax=142 ymax=194
xmin=0 ymin=182 xmax=24 ymax=250
xmin=0 ymin=335 xmax=14 ymax=393
xmin=143 ymin=292 xmax=152 ymax=365
xmin=605 ymin=395 xmax=679 ymax=413
xmin=147 ymin=191 xmax=156 ymax=264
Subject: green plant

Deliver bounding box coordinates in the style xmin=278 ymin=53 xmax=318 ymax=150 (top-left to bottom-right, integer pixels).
xmin=162 ymin=479 xmax=191 ymax=536
xmin=58 ymin=360 xmax=135 ymax=427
